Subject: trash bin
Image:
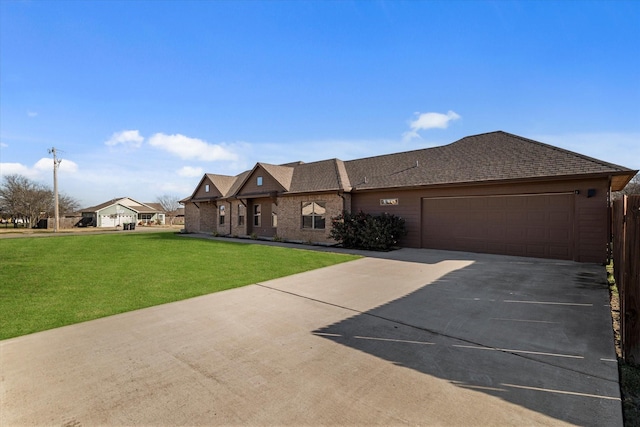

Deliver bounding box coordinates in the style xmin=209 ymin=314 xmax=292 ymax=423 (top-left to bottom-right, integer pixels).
xmin=123 ymin=223 xmax=130 ymax=230
xmin=130 ymin=222 xmax=136 ymax=230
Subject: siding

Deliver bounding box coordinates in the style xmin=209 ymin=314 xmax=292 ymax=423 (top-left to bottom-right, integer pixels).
xmin=573 ymin=180 xmax=610 ymax=263
xmin=352 ymin=177 xmax=611 ymax=262
xmin=193 ymin=176 xmax=221 ymax=199
xmin=238 ymin=167 xmax=284 ymax=196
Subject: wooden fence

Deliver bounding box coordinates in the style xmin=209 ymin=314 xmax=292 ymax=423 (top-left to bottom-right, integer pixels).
xmin=612 ymin=195 xmax=640 ymax=364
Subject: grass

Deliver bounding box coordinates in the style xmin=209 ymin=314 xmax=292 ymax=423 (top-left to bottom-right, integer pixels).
xmin=0 ymin=232 xmax=360 ymax=340
xmin=607 ymin=261 xmax=640 ymax=426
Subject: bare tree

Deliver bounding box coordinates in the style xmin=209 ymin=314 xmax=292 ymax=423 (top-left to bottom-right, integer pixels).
xmin=613 ymin=173 xmax=640 ymax=200
xmin=156 ymin=194 xmax=183 ymax=225
xmin=0 ymin=174 xmax=80 ymax=227
xmin=622 ymin=174 xmax=640 ymax=195
xmin=58 ymin=193 xmax=81 ymax=216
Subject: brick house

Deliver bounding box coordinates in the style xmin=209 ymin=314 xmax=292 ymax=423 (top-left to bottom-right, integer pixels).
xmin=182 ymin=131 xmax=637 ymax=262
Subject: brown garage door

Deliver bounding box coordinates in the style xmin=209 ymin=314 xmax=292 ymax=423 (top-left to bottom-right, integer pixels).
xmin=421 ymin=193 xmax=575 ymax=259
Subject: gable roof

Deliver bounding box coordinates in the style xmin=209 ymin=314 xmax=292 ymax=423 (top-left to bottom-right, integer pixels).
xmin=81 ymin=197 xmax=160 ymax=213
xmin=183 ymin=131 xmax=637 ymax=202
xmin=186 ymin=173 xmax=236 ymax=202
xmin=206 ymin=174 xmax=238 ymax=196
xmin=259 ymin=163 xmax=295 ymax=190
xmin=226 ymin=170 xmax=252 ymax=196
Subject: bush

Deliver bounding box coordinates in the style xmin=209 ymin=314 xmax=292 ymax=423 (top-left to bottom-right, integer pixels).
xmin=330 ymin=211 xmax=407 ymax=251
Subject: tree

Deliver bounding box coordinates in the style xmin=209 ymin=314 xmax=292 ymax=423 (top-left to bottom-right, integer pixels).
xmin=156 ymin=194 xmax=183 ymax=225
xmin=0 ymin=174 xmax=80 ymax=226
xmin=613 ymin=174 xmax=640 ymax=200
xmin=622 ymin=174 xmax=640 ymax=195
xmin=58 ymin=193 xmax=81 ymax=216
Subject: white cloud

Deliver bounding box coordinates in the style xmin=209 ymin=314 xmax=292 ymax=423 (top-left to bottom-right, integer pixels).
xmin=34 ymin=157 xmax=79 ymax=174
xmin=148 ymin=133 xmax=239 ymax=162
xmin=105 ymin=130 xmax=144 ymax=148
xmin=27 ymin=111 xmax=38 ymax=118
xmin=34 ymin=158 xmax=53 ymax=172
xmin=177 ymin=166 xmax=204 ymax=177
xmin=403 ymin=110 xmax=461 ymax=141
xmin=0 ymin=142 xmax=8 ymax=148
xmin=0 ymin=158 xmax=79 ymax=182
xmin=0 ymin=162 xmax=33 ymax=177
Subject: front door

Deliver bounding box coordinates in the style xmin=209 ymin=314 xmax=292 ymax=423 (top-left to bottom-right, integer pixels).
xmin=248 ymin=198 xmax=276 ymax=237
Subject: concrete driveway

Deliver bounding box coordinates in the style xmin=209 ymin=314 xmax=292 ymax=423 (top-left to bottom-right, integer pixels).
xmin=0 ymin=245 xmax=622 ymax=426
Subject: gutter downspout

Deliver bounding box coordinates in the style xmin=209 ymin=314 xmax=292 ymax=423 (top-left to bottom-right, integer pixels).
xmin=338 ymin=190 xmax=347 ymax=214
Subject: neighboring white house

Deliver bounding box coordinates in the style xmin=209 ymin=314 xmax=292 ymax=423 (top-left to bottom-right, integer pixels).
xmin=79 ymin=197 xmax=165 ymax=227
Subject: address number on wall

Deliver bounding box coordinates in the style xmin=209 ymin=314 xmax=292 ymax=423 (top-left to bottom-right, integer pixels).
xmin=380 ymin=198 xmax=399 ymax=206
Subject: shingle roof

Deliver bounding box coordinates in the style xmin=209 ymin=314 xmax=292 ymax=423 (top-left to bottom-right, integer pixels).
xmin=288 ymin=159 xmax=349 ymax=193
xmin=143 ymin=202 xmax=164 ymax=212
xmin=127 ymin=203 xmax=158 ymax=214
xmin=259 ymin=163 xmax=294 ymax=191
xmin=344 ymin=131 xmax=636 ymax=190
xmin=226 ymin=170 xmax=252 ymax=196
xmin=82 ymin=198 xmax=121 ymax=212
xmin=205 ymin=174 xmax=238 ymax=196
xmin=81 ymin=197 xmax=161 ymax=213
xmin=186 ymin=131 xmax=636 ymax=201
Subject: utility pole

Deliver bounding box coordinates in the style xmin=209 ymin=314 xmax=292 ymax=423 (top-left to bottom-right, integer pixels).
xmin=48 ymin=147 xmax=62 ymax=232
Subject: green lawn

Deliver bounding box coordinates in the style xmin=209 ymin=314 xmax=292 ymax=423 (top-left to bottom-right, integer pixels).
xmin=0 ymin=232 xmax=360 ymax=340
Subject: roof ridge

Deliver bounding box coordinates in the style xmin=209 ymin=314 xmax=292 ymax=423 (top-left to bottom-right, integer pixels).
xmin=502 ymin=131 xmax=633 ymax=171
xmin=333 ymin=158 xmax=351 ymax=191
xmin=343 ymin=131 xmax=508 ymax=165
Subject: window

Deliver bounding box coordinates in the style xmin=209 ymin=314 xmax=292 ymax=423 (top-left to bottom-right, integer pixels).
xmin=301 ymin=201 xmax=326 ymax=230
xmin=205 ymin=184 xmax=210 ymax=193
xmin=257 ymin=176 xmax=263 ymax=186
xmin=253 ymin=204 xmax=261 ymax=227
xmin=238 ymin=204 xmax=245 ymax=226
xmin=272 ymin=203 xmax=277 ymax=227
xmin=219 ymin=205 xmax=225 ymax=225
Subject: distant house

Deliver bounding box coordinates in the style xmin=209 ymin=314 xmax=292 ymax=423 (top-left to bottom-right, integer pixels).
xmin=79 ymin=198 xmax=165 ymax=227
xmin=182 ymin=131 xmax=637 ymax=263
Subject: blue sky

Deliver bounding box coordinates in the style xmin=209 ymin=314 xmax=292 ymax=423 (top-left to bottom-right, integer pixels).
xmin=1 ymin=0 xmax=638 ymax=207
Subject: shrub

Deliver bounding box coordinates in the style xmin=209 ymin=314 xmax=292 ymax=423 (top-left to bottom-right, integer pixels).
xmin=330 ymin=211 xmax=407 ymax=251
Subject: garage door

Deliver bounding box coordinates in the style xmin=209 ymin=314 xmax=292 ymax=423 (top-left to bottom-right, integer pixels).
xmin=421 ymin=193 xmax=574 ymax=259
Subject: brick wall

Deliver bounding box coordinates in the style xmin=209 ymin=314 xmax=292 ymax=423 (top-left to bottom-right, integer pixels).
xmin=184 ymin=193 xmax=349 ymax=243
xmin=276 ymin=193 xmax=347 ymax=244
xmin=198 ymin=202 xmax=217 ymax=233
xmin=216 ymin=201 xmax=231 ymax=235
xmin=230 ymin=201 xmax=248 ymax=237
xmin=184 ymin=203 xmax=200 ymax=233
